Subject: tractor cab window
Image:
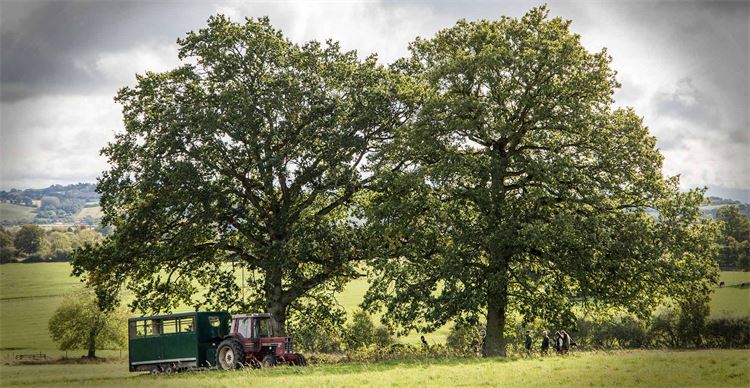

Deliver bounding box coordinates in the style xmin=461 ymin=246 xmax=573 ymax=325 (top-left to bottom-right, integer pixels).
xmin=237 ymin=318 xmax=251 ymax=338
xmin=253 ymin=317 xmax=271 ymax=338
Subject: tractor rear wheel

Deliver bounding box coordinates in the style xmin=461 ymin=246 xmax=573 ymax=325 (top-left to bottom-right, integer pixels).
xmin=216 ymin=339 xmax=245 ymax=370
xmin=261 ymin=355 xmax=277 ymax=368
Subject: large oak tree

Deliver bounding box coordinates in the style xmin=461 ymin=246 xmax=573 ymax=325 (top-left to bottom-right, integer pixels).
xmin=363 ymin=7 xmax=719 ymax=356
xmin=73 ymin=16 xmax=403 ymax=334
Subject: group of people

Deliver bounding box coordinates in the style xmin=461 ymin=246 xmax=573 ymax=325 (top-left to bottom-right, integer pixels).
xmin=525 ymin=330 xmax=574 ymax=355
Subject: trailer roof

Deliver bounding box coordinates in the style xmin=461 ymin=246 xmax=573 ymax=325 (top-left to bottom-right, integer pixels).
xmin=127 ymin=311 xmax=228 ymax=322
xmin=231 ymin=313 xmax=273 ymax=319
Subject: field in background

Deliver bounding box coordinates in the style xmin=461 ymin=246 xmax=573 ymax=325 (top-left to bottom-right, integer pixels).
xmin=0 ymin=263 xmax=748 ymax=358
xmin=72 ymin=206 xmax=103 ymax=222
xmin=0 ymin=349 xmax=747 ymax=387
xmin=0 ymin=204 xmax=103 ymax=227
xmin=0 ymin=203 xmax=36 ymax=224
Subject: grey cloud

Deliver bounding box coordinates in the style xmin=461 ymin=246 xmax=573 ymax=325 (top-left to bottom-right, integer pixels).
xmin=0 ymin=0 xmax=215 ymax=101
xmin=0 ymin=0 xmax=747 ymax=192
xmin=654 ymin=78 xmax=720 ymax=129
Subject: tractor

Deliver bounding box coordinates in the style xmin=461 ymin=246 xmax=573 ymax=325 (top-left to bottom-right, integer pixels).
xmin=215 ymin=313 xmax=306 ymax=369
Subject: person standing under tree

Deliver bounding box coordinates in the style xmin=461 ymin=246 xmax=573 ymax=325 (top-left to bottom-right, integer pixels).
xmin=555 ymin=331 xmax=564 ymax=354
xmin=562 ymin=330 xmax=571 ymax=354
xmin=524 ymin=330 xmax=532 ymax=355
xmin=420 ymin=335 xmax=429 ymax=349
xmin=541 ymin=331 xmax=550 ymax=355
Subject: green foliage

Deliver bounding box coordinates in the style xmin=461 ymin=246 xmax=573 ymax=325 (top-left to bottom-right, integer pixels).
xmin=716 ymin=205 xmax=750 ymax=270
xmin=0 ymin=227 xmax=102 ymax=262
xmin=676 ymin=294 xmax=711 ymax=348
xmin=364 ymin=5 xmax=720 ymax=357
xmin=0 ymin=227 xmax=14 ymax=248
xmin=649 ymin=309 xmax=681 ymax=348
xmin=374 ymin=326 xmax=395 ymax=347
xmin=14 ymin=224 xmax=45 ymax=255
xmin=73 ymin=15 xmax=403 ymax=332
xmin=446 ymin=322 xmax=485 ymax=355
xmin=704 ymin=317 xmax=750 ymax=348
xmin=290 ymin=322 xmax=342 ymax=354
xmin=344 ymin=311 xmax=377 ymax=350
xmin=717 ymin=205 xmax=750 ymax=243
xmin=343 ymin=310 xmax=394 ymax=350
xmin=286 ymin=293 xmax=346 ymax=353
xmin=0 ymin=227 xmax=16 ymax=262
xmin=48 ymin=290 xmax=127 ymax=358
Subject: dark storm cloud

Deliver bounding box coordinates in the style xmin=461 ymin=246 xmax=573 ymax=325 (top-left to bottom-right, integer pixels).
xmin=0 ymin=0 xmax=215 ymax=101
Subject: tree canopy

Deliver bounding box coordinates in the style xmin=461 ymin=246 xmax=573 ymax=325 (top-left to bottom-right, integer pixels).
xmin=14 ymin=224 xmax=45 ymax=255
xmin=716 ymin=205 xmax=750 ymax=270
xmin=362 ymin=7 xmax=719 ymax=356
xmin=73 ymin=8 xmax=720 ymax=356
xmin=48 ymin=290 xmax=127 ymax=358
xmin=73 ymin=15 xmax=404 ymax=334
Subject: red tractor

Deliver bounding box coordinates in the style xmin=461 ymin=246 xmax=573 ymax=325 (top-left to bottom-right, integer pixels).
xmin=215 ymin=313 xmax=306 ymax=369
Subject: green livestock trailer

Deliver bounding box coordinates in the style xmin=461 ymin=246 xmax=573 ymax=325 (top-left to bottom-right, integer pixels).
xmin=128 ymin=311 xmax=231 ymax=372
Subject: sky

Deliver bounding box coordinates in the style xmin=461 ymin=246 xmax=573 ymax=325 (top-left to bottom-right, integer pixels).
xmin=1 ymin=0 xmax=748 ymax=201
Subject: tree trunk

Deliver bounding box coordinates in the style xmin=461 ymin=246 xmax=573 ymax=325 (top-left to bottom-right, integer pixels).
xmin=87 ymin=327 xmax=97 ymax=359
xmin=267 ymin=300 xmax=287 ymax=337
xmin=484 ymin=146 xmax=510 ymax=357
xmin=484 ymin=297 xmax=507 ymax=356
xmin=484 ymin=254 xmax=509 ymax=357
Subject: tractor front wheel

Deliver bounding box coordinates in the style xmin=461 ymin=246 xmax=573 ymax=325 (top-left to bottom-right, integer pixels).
xmin=293 ymin=354 xmax=306 ymax=366
xmin=261 ymin=355 xmax=277 ymax=368
xmin=216 ymin=339 xmax=245 ymax=370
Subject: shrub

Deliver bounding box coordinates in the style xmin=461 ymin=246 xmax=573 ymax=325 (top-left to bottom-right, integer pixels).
xmin=343 ymin=311 xmax=377 ymax=351
xmin=374 ymin=325 xmax=394 ymax=347
xmin=650 ymin=309 xmax=681 ymax=348
xmin=0 ymin=246 xmax=17 ymax=263
xmin=292 ymin=322 xmax=342 ymax=353
xmin=677 ymin=295 xmax=710 ymax=348
xmin=705 ymin=317 xmax=750 ymax=348
xmin=446 ymin=322 xmax=485 ymax=355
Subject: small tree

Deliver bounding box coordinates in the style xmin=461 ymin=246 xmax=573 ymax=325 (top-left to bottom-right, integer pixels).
xmin=677 ymin=294 xmax=710 ymax=348
xmin=344 ymin=311 xmax=377 ymax=351
xmin=14 ymin=224 xmax=45 ymax=255
xmin=48 ymin=290 xmax=127 ymax=358
xmin=716 ymin=205 xmax=750 ymax=270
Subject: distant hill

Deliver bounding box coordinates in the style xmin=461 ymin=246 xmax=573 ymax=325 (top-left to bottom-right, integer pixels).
xmin=0 ymin=183 xmax=101 ymax=226
xmin=702 ymin=196 xmax=750 ymax=218
xmin=0 ymin=183 xmax=747 ymax=225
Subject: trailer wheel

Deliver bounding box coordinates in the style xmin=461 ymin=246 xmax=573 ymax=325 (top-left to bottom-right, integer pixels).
xmin=216 ymin=339 xmax=245 ymax=370
xmin=261 ymin=355 xmax=277 ymax=368
xmin=293 ymin=354 xmax=306 ymax=366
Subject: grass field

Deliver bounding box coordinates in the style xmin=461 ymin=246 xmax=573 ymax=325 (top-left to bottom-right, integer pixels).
xmin=73 ymin=206 xmax=103 ymax=222
xmin=0 ymin=349 xmax=747 ymax=387
xmin=0 ymin=203 xmax=36 ymax=224
xmin=0 ymin=263 xmax=748 ymax=357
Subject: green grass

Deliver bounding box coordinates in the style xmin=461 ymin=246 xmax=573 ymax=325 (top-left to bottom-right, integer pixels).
xmin=0 ymin=263 xmax=748 ymax=356
xmin=0 ymin=203 xmax=36 ymax=224
xmin=0 ymin=350 xmax=747 ymax=387
xmin=0 ymin=264 xmax=83 ymax=352
xmin=712 ymin=272 xmax=750 ymax=317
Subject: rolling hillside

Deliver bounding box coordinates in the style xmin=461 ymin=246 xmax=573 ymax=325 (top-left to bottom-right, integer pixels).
xmin=0 ymin=203 xmax=36 ymax=224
